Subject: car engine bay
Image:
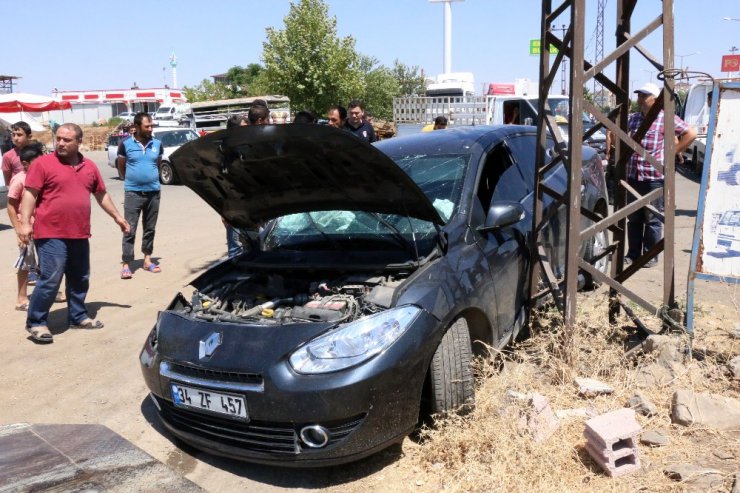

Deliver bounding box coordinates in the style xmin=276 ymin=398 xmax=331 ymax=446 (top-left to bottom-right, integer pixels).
xmin=179 ymin=272 xmax=407 ymax=325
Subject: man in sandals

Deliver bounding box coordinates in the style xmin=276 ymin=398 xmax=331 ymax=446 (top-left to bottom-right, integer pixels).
xmin=117 ymin=112 xmax=163 ymax=279
xmin=18 ymin=124 xmax=130 ymax=343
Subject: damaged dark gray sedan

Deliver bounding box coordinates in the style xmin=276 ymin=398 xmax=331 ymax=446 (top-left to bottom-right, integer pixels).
xmin=140 ymin=124 xmax=609 ymax=466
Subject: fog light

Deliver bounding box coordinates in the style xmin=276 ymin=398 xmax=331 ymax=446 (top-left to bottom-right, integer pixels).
xmin=299 ymin=425 xmax=330 ymax=448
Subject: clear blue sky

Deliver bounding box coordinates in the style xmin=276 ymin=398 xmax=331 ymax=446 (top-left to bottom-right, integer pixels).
xmin=3 ymin=0 xmax=738 ymax=97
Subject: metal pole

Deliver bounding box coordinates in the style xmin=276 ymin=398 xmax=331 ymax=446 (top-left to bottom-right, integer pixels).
xmin=564 ymin=0 xmax=586 ymax=333
xmin=663 ymin=0 xmax=677 ymax=313
xmin=444 ymin=1 xmax=452 ymax=74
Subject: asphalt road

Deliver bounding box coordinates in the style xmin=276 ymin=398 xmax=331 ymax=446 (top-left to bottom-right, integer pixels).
xmin=0 ymin=151 xmax=729 ymax=492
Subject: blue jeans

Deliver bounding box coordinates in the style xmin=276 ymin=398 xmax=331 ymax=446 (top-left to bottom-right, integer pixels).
xmin=226 ymin=225 xmax=243 ymax=258
xmin=627 ymin=179 xmax=664 ymax=260
xmin=27 ymin=239 xmax=90 ymax=328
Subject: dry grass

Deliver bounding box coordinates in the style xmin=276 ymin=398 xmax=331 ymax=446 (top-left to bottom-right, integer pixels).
xmin=407 ymin=291 xmax=739 ymax=492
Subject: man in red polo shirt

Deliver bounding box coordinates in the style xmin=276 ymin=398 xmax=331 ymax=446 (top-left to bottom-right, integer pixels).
xmin=18 ymin=123 xmax=130 ymax=343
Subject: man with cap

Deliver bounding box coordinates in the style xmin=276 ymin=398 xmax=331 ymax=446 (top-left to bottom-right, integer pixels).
xmin=625 ymin=82 xmax=696 ymax=267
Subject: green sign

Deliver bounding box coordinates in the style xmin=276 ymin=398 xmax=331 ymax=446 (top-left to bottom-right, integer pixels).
xmin=530 ymin=39 xmax=559 ymax=55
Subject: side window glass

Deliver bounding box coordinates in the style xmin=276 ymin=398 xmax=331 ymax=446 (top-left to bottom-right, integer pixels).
xmin=480 ymin=144 xmax=527 ymax=206
xmin=504 ymin=136 xmax=537 ymax=193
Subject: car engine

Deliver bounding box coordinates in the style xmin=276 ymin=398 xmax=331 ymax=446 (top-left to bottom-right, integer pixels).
xmin=182 ymin=273 xmax=405 ymax=325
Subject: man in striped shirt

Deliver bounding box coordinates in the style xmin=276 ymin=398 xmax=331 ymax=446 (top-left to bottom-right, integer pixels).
xmin=626 ymin=82 xmax=696 ymax=267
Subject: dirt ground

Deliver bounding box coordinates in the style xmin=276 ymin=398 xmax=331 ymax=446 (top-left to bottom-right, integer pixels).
xmin=0 ymin=151 xmax=736 ymax=492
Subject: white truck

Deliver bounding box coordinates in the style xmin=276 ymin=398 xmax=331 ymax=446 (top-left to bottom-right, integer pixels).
xmin=680 ymin=80 xmax=713 ymax=172
xmin=185 ymin=95 xmax=291 ymax=132
xmin=153 ymin=103 xmax=191 ymax=127
xmin=392 ymin=87 xmax=606 ymax=156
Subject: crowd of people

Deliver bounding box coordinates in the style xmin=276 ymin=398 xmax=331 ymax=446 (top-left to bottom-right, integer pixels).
xmin=2 ymin=88 xmax=694 ymax=343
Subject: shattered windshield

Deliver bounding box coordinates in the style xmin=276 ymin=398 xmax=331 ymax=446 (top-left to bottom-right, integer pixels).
xmin=263 ymin=153 xmax=469 ymax=256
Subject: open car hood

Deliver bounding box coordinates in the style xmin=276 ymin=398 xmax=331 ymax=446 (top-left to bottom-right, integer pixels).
xmin=170 ymin=125 xmax=444 ymax=229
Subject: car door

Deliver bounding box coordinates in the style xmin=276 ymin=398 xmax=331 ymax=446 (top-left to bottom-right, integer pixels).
xmin=473 ymin=142 xmax=529 ymax=344
xmin=506 ymin=134 xmax=567 ymax=278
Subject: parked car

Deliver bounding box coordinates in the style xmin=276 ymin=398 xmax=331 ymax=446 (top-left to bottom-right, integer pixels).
xmin=117 ymin=111 xmax=136 ymax=122
xmin=106 ymin=128 xmax=199 ymax=184
xmin=139 ymin=124 xmax=609 ymax=466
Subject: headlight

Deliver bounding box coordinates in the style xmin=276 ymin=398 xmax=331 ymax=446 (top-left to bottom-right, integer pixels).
xmin=289 ymin=306 xmax=421 ymax=374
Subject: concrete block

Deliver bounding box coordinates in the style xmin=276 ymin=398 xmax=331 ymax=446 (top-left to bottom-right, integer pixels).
xmin=584 ymin=408 xmax=642 ymax=477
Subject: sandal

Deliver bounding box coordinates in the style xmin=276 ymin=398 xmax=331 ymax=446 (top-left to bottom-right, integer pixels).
xmin=144 ymin=263 xmax=161 ymax=273
xmin=27 ymin=325 xmax=53 ymax=343
xmin=15 ymin=302 xmax=29 ymax=311
xmin=121 ymin=267 xmax=133 ymax=279
xmin=69 ymin=319 xmax=104 ymax=330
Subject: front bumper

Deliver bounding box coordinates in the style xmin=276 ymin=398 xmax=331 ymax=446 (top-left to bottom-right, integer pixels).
xmin=140 ymin=308 xmax=438 ymax=465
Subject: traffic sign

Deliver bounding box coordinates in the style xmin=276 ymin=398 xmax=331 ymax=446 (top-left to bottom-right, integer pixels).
xmin=530 ymin=39 xmax=559 ymax=56
xmin=721 ymin=55 xmax=740 ymax=72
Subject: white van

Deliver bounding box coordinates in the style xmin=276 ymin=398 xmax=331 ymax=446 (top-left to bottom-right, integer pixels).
xmin=681 ymin=80 xmax=713 ymax=170
xmin=716 ymin=210 xmax=740 ymax=252
xmin=153 ymin=103 xmax=191 ymax=127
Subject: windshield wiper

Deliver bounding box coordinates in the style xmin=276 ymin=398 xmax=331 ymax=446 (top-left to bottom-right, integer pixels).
xmin=304 ymin=213 xmax=341 ymax=250
xmin=369 ymin=212 xmax=419 ymax=260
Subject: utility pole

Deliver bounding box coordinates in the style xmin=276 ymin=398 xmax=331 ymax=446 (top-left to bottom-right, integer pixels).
xmin=594 ymin=0 xmax=606 ymax=101
xmin=552 ymin=24 xmax=568 ymax=94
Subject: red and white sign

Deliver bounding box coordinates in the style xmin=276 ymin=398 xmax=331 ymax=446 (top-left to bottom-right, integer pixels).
xmin=488 ymin=83 xmax=516 ymax=95
xmin=721 ymin=55 xmax=740 ymax=72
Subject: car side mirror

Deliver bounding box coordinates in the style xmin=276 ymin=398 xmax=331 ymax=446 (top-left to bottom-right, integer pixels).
xmin=478 ymin=202 xmax=525 ymax=233
xmin=524 ymin=117 xmax=534 ymax=125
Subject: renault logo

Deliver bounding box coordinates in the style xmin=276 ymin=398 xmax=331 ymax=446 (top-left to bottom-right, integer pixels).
xmin=199 ymin=332 xmax=222 ymax=360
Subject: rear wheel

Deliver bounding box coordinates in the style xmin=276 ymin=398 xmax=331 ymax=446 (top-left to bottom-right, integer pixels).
xmin=428 ymin=317 xmax=474 ymax=415
xmin=159 ymin=160 xmax=177 ymax=185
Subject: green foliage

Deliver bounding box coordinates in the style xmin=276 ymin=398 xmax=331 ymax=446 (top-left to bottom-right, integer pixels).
xmin=224 ymin=64 xmax=265 ymax=97
xmin=261 ymin=0 xmax=364 ymax=114
xmin=182 ymin=79 xmax=230 ymax=102
xmin=393 ymin=60 xmax=426 ymax=96
xmin=108 ymin=117 xmax=123 ymax=127
xmin=362 ymin=61 xmax=399 ymax=120
xmin=259 ymin=0 xmax=424 ymax=120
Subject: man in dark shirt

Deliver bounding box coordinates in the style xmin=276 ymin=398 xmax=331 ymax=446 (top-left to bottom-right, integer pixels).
xmin=343 ymin=100 xmax=377 ymax=142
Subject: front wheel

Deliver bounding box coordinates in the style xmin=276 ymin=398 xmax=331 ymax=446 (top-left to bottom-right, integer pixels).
xmin=583 ymin=227 xmax=609 ymax=289
xmin=159 ymin=161 xmax=177 ymax=185
xmin=428 ymin=317 xmax=474 ymax=415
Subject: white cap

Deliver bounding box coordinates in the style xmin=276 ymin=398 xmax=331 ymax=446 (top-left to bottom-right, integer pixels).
xmin=634 ymin=82 xmax=660 ymax=98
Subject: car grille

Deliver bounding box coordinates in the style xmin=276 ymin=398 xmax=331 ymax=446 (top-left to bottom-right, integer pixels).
xmin=156 ymin=396 xmax=366 ymax=455
xmin=167 ymin=361 xmax=263 ymax=386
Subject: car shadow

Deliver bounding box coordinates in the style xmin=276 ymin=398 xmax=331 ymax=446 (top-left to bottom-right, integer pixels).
xmin=0 ymin=223 xmax=13 ymax=232
xmin=676 ymin=161 xmax=702 ymax=184
xmin=139 ymin=396 xmax=404 ymax=487
xmin=675 ymin=209 xmax=697 ymax=218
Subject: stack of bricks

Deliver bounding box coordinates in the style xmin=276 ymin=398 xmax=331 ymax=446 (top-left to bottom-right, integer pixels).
xmin=583 ymin=408 xmax=642 ymax=477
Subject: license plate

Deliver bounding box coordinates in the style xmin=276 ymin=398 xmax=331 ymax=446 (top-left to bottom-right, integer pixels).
xmin=170 ymin=383 xmax=248 ymax=421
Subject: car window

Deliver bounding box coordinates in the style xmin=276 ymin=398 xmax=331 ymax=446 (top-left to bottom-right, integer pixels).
xmin=489 ymin=144 xmax=528 ymax=204
xmin=392 ymin=154 xmax=469 ymax=222
xmin=158 ymin=133 xmax=173 ymax=147
xmin=504 ymin=136 xmax=538 ymax=193
xmin=476 ymin=144 xmax=514 ymax=212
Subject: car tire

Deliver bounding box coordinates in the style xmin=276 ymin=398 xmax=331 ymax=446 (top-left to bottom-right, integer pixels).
xmin=429 ymin=317 xmax=474 ymax=415
xmin=160 ymin=161 xmax=177 ymax=185
xmin=583 ymin=223 xmax=609 ymax=290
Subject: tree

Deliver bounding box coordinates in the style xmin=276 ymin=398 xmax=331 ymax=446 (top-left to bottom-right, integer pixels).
xmin=182 ymin=79 xmax=230 ymax=102
xmin=261 ymin=0 xmax=363 ymax=113
xmin=359 ymin=56 xmax=399 ymax=120
xmin=393 ymin=60 xmax=426 ymax=96
xmin=224 ymin=64 xmax=266 ymax=97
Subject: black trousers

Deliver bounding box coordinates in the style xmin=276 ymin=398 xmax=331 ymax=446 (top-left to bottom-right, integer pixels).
xmin=122 ymin=190 xmax=160 ymax=263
